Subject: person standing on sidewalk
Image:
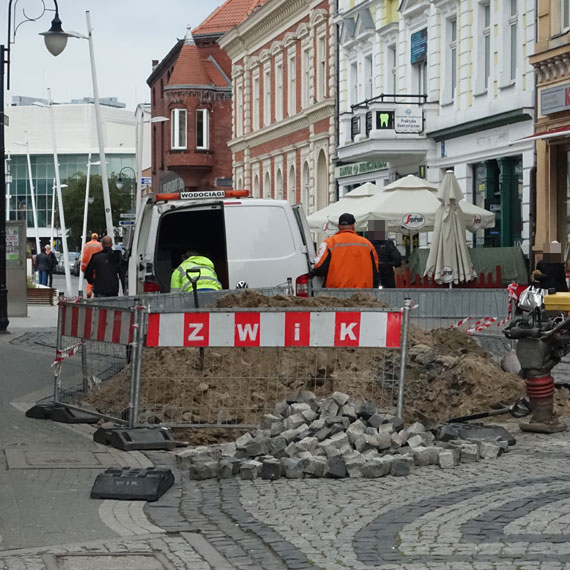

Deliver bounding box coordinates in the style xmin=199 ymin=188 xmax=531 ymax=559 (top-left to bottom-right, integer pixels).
xmin=45 ymin=245 xmax=58 ymax=288
xmin=80 ymin=233 xmax=103 ymax=298
xmin=85 ymin=236 xmax=126 ymax=297
xmin=35 ymin=247 xmax=50 ymax=286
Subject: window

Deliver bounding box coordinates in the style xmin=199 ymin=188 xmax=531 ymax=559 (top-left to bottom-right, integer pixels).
xmin=236 ymin=82 xmax=243 ymax=136
xmin=264 ymin=68 xmax=271 ymax=126
xmin=508 ymin=0 xmax=517 ymax=81
xmin=275 ymin=62 xmax=283 ymax=121
xmin=482 ymin=3 xmax=490 ymax=89
xmin=171 ymin=108 xmax=187 ymax=149
xmin=253 ymin=74 xmax=260 ymax=130
xmin=350 ymin=61 xmax=358 ymax=106
xmin=564 ymin=0 xmax=570 ymax=30
xmin=414 ymin=60 xmax=427 ymax=95
xmin=449 ymin=19 xmax=457 ymax=100
xmin=288 ymin=54 xmax=296 ymax=116
xmin=302 ymin=48 xmax=311 ymax=107
xmin=364 ymin=54 xmax=373 ymax=100
xmin=317 ymin=36 xmax=327 ymax=100
xmin=196 ymin=109 xmax=209 ymax=149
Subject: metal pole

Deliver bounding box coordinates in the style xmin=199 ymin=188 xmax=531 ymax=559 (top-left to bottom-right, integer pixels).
xmin=5 ymin=153 xmax=10 ymax=222
xmin=128 ymin=304 xmax=144 ymax=428
xmin=135 ymin=104 xmax=144 ymax=218
xmin=54 ymin=297 xmax=64 ymax=402
xmin=50 ymin=178 xmax=55 ymax=247
xmin=0 ymin=44 xmax=9 ymax=333
xmin=78 ymin=153 xmax=91 ymax=294
xmin=47 ymin=89 xmax=72 ymax=296
xmin=396 ymin=298 xmax=412 ymax=419
xmin=23 ymin=135 xmax=41 ymax=256
xmin=86 ymin=11 xmax=113 ymax=240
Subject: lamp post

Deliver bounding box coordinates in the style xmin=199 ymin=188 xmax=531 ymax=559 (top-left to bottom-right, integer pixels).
xmin=62 ymin=12 xmax=114 ymax=241
xmin=78 ymin=154 xmax=100 ymax=294
xmin=115 ymin=166 xmax=137 ymax=207
xmin=13 ymin=134 xmax=40 ymax=256
xmin=1 ymin=0 xmax=72 ymax=333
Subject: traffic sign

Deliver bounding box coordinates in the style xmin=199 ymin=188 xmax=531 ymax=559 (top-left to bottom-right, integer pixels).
xmin=120 ymin=213 xmax=136 ymax=218
xmin=141 ymin=177 xmax=152 ymax=186
xmin=119 ymin=220 xmax=135 ymax=227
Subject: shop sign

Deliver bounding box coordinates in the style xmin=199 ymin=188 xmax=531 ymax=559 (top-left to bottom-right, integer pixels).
xmin=541 ymin=82 xmax=570 ymax=115
xmin=395 ymin=107 xmax=423 ymax=133
xmin=376 ymin=111 xmax=394 ymax=129
xmin=401 ymin=213 xmax=425 ymax=230
xmin=335 ymin=160 xmax=388 ymax=178
xmin=471 ymin=215 xmax=482 ymax=230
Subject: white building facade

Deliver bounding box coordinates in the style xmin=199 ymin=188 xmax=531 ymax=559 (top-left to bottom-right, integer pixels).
xmin=336 ymin=0 xmax=535 ymax=252
xmin=5 ymin=103 xmax=150 ymax=244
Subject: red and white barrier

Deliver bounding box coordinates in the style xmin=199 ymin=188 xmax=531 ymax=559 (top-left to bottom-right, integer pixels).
xmin=146 ymin=311 xmax=402 ymax=348
xmin=60 ymin=304 xmax=134 ymax=345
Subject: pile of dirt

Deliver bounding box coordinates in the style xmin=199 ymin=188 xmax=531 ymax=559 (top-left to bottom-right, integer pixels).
xmin=83 ymin=293 xmax=530 ymax=445
xmin=216 ymin=290 xmax=388 ymax=308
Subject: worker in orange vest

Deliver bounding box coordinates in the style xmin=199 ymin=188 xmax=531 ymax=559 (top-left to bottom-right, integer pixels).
xmin=311 ymin=213 xmax=379 ymax=288
xmin=81 ymin=233 xmax=103 ymax=298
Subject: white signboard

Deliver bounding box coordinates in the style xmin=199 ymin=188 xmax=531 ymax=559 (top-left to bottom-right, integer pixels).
xmin=395 ymin=107 xmax=423 ymax=134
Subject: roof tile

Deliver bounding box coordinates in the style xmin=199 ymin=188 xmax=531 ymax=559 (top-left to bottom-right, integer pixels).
xmin=167 ymin=44 xmax=229 ymax=88
xmin=192 ymin=0 xmax=267 ymax=36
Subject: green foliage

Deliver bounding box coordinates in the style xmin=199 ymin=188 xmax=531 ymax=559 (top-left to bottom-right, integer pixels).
xmin=56 ymin=173 xmax=134 ymax=248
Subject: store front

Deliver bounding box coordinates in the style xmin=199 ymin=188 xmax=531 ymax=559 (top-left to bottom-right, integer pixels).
xmin=472 ymin=157 xmax=523 ymax=248
xmin=335 ymin=160 xmax=390 ymax=198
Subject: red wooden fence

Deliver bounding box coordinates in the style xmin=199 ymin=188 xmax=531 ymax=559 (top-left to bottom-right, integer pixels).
xmin=395 ymin=265 xmax=502 ymax=289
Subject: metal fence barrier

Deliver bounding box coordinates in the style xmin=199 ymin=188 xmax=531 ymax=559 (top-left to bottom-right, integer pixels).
xmin=51 ymin=287 xmax=511 ymax=428
xmin=52 ymin=296 xmax=413 ymax=428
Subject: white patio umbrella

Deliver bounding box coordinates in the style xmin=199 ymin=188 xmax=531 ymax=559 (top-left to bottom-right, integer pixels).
xmin=424 ymin=171 xmax=477 ymax=285
xmin=306 ymin=182 xmax=379 ymax=231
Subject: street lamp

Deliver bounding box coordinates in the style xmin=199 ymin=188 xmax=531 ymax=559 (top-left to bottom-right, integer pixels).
xmin=1 ymin=0 xmax=71 ymax=333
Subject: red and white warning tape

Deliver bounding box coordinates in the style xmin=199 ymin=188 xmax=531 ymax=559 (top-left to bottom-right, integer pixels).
xmin=51 ymin=340 xmax=85 ymax=377
xmin=449 ymin=284 xmax=520 ymax=334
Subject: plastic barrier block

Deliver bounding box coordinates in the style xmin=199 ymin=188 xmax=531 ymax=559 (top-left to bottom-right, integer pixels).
xmin=108 ymin=427 xmax=177 ymax=451
xmin=90 ymin=467 xmax=174 ymax=501
xmin=25 ymin=403 xmax=100 ymax=424
xmin=438 ymin=423 xmax=516 ymax=446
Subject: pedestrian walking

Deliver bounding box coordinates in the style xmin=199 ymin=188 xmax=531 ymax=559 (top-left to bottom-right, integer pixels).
xmin=81 ymin=233 xmax=103 ymax=298
xmin=311 ymin=213 xmax=379 ymax=288
xmin=170 ymin=251 xmax=222 ymax=292
xmin=85 ymin=236 xmax=126 ymax=297
xmin=35 ymin=247 xmax=50 ymax=286
xmin=367 ymin=220 xmax=402 ymax=288
xmin=45 ymin=244 xmax=58 ymax=288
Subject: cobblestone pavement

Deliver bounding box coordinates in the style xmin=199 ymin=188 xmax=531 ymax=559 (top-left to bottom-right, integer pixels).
xmin=177 ymin=424 xmax=570 ymax=570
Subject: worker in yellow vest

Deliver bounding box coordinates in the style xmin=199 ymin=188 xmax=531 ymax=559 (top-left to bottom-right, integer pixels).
xmin=170 ymin=251 xmax=222 ymax=292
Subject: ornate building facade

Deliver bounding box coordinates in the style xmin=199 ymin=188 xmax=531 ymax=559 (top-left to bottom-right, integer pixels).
xmin=219 ymin=0 xmax=336 ymax=217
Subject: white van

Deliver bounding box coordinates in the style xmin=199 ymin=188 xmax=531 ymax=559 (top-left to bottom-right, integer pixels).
xmin=127 ymin=190 xmax=317 ymax=296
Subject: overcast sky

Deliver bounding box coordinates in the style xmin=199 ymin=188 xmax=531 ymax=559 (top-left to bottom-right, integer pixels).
xmin=1 ymin=0 xmax=225 ymax=110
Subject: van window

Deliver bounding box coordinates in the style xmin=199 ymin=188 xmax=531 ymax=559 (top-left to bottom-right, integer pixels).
xmin=225 ymin=205 xmax=296 ymax=260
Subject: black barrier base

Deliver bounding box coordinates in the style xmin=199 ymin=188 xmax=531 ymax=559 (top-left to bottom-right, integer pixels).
xmin=90 ymin=467 xmax=174 ymax=501
xmin=25 ymin=403 xmax=100 ymax=424
xmin=93 ymin=427 xmax=177 ymax=451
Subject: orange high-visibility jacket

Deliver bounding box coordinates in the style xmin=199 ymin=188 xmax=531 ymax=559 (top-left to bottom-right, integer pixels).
xmin=81 ymin=239 xmax=103 ymax=272
xmin=313 ymin=229 xmax=379 ymax=288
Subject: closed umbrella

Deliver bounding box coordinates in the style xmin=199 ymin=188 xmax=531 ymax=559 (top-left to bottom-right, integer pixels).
xmin=424 ymin=171 xmax=477 ymax=284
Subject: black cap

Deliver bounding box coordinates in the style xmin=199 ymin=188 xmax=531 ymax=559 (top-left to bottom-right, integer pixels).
xmin=338 ymin=213 xmax=356 ymax=226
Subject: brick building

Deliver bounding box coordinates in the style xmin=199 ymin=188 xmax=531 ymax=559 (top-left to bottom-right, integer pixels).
xmin=147 ymin=0 xmax=263 ymax=192
xmin=219 ymin=0 xmax=336 ymax=215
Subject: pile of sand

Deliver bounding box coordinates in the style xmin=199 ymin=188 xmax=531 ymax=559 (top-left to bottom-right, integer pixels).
xmin=84 ymin=292 xmax=527 ymax=443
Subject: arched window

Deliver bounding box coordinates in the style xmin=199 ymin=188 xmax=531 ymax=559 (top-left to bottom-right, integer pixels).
xmin=264 ymin=171 xmax=271 ymax=198
xmin=287 ymin=164 xmax=296 ymax=204
xmin=276 ymin=169 xmax=283 ymax=200
xmin=253 ymin=174 xmax=260 ymax=198
xmin=302 ymin=161 xmax=310 ymax=213
xmin=317 ymin=149 xmax=328 ymax=210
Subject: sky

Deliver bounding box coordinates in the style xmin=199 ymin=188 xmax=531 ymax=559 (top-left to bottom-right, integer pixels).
xmin=1 ymin=0 xmax=225 ymax=110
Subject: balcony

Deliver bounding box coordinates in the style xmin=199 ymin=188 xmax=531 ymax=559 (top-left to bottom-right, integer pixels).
xmin=166 ymin=148 xmax=214 ymax=170
xmin=338 ymin=94 xmax=438 ymax=163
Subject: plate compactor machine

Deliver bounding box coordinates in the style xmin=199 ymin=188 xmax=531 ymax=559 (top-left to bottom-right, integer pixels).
xmin=503 ymin=288 xmax=570 ymax=433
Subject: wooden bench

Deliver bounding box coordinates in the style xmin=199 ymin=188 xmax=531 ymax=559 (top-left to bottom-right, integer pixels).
xmin=27 ymin=287 xmax=57 ymax=305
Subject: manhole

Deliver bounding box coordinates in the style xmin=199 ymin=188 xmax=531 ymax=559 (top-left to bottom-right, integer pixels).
xmin=4 ymin=449 xmax=118 ymax=469
xmin=44 ymin=552 xmax=176 ymax=570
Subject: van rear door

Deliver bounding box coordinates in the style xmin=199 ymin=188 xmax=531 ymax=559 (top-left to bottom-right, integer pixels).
xmin=292 ymin=204 xmax=316 ymax=263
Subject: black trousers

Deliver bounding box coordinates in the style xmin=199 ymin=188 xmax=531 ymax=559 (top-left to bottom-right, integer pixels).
xmin=379 ymin=264 xmax=396 ymax=288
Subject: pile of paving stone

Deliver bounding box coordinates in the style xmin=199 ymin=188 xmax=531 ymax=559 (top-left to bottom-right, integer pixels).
xmin=176 ymin=391 xmax=509 ymax=481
